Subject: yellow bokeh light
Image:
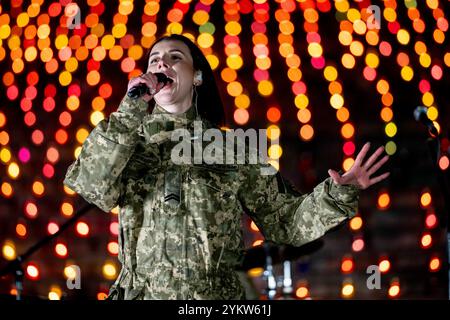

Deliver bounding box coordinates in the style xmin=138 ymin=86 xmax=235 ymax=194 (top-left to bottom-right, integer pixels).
xmin=308 ymin=43 xmax=323 ymax=58
xmin=295 ymin=94 xmax=309 ymax=109
xmin=65 ymin=57 xmax=78 ymax=72
xmin=193 ymin=10 xmax=209 ymax=26
xmin=64 ymin=265 xmax=77 ymax=279
xmin=197 ymin=33 xmax=214 ymax=48
xmin=248 ymin=267 xmax=264 ymax=278
xmin=385 ymin=122 xmax=397 ymax=137
xmin=32 ymin=181 xmax=45 ymax=196
xmin=341 ymin=283 xmax=354 ymax=298
xmin=8 ymin=162 xmax=20 ymax=179
xmin=17 ymin=13 xmax=30 ymax=28
xmin=420 ymin=192 xmax=432 ymax=207
xmin=385 ymin=141 xmax=397 ymax=155
xmin=400 ymin=66 xmax=414 ymax=81
xmin=427 ymin=107 xmax=438 ymax=121
xmin=2 ymin=241 xmax=16 ymax=261
xmin=225 ymin=21 xmax=242 ymax=36
xmin=383 ymin=8 xmax=397 ymax=22
xmin=353 ymin=20 xmax=367 ymax=35
xmin=37 ymin=24 xmax=50 ymax=39
xmin=343 ymin=158 xmax=355 ymax=172
xmin=59 ymin=71 xmax=72 ymax=86
xmin=335 ymin=1 xmax=349 ymax=12
xmin=389 ymin=284 xmax=400 ymax=297
xmin=227 ymin=81 xmax=243 ymax=97
xmin=257 ymin=80 xmax=274 ymax=97
xmin=347 ymin=8 xmax=361 ymax=22
xmin=48 ymin=291 xmax=61 ymax=300
xmin=324 ymin=66 xmax=338 ymax=81
xmin=268 ymin=145 xmax=283 ymax=159
xmin=419 ymin=53 xmax=431 ymax=68
xmin=256 ymin=57 xmax=271 ymax=70
xmin=206 ymin=54 xmax=219 ymax=70
xmin=235 ymin=94 xmax=250 ymax=109
xmin=341 ymin=53 xmax=355 ymax=69
xmin=118 ymin=1 xmax=134 ymax=15
xmin=267 ymin=125 xmax=281 ymax=141
xmin=397 ymin=29 xmax=410 ymax=45
xmin=350 ymin=216 xmax=363 ymax=231
xmin=74 ymin=146 xmax=82 ymax=159
xmin=112 ymin=24 xmax=127 ymax=38
xmin=166 ymin=22 xmax=183 ymax=35
xmin=350 ymin=41 xmax=364 ymax=56
xmin=338 ymin=31 xmax=353 ymax=46
xmin=226 ymin=55 xmax=243 ymax=70
xmin=0 ymin=25 xmax=11 ymax=40
xmin=67 ymin=96 xmax=80 ymax=111
xmin=55 ymin=35 xmax=68 ymax=49
xmin=330 ymin=94 xmax=344 ymax=109
xmin=90 ymin=111 xmax=105 ymax=126
xmin=1 ymin=147 xmax=11 ymax=163
xmin=103 ymin=262 xmax=117 ymax=280
xmin=365 ymin=53 xmax=379 ymax=68
xmin=422 ymin=92 xmax=434 ymax=107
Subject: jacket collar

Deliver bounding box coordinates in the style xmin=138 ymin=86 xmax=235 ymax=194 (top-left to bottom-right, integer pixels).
xmin=139 ymin=103 xmax=213 ymax=145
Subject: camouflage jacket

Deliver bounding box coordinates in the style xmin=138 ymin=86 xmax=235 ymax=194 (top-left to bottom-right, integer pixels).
xmin=63 ymin=95 xmax=360 ymax=300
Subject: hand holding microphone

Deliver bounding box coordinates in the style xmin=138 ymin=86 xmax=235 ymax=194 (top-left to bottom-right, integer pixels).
xmin=127 ymin=72 xmax=171 ymax=102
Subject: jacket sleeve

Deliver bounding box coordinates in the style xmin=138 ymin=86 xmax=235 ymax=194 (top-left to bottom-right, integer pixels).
xmin=63 ymin=95 xmax=148 ymax=212
xmin=238 ymin=163 xmax=360 ymax=247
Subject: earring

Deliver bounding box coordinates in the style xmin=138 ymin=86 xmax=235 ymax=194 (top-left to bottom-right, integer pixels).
xmin=194 ymin=71 xmax=202 ymax=86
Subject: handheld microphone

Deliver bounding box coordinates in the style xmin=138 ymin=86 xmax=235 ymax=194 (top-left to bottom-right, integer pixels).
xmin=127 ymin=73 xmax=171 ymax=99
xmin=414 ymin=106 xmax=439 ymax=137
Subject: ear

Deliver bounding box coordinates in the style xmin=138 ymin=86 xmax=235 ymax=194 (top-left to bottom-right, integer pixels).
xmin=193 ymin=70 xmax=203 ymax=86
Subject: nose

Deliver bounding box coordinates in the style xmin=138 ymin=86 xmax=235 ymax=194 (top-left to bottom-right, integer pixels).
xmin=157 ymin=57 xmax=169 ymax=70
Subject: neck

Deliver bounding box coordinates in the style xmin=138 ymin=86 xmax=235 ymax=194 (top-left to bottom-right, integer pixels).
xmin=156 ymin=90 xmax=194 ymax=115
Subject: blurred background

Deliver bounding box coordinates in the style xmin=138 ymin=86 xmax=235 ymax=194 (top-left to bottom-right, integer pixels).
xmin=0 ymin=0 xmax=449 ymax=300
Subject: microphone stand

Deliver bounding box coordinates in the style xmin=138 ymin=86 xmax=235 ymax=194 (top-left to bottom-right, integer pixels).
xmin=424 ymin=131 xmax=450 ymax=299
xmin=0 ymin=203 xmax=95 ymax=300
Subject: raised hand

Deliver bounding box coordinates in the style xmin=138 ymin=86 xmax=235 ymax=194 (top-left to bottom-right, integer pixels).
xmin=328 ymin=142 xmax=390 ymax=190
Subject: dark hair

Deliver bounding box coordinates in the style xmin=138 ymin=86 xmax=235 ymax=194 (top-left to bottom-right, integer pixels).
xmin=146 ymin=34 xmax=226 ymax=127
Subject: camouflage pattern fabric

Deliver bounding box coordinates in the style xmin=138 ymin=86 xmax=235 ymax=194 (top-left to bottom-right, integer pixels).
xmin=63 ymin=95 xmax=360 ymax=300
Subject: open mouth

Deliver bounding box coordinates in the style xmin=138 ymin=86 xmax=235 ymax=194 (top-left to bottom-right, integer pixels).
xmin=162 ymin=74 xmax=175 ymax=90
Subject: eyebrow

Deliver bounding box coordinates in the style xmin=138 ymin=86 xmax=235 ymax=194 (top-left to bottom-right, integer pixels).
xmin=150 ymin=49 xmax=186 ymax=57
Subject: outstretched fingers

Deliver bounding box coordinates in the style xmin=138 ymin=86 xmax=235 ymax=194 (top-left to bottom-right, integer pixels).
xmin=367 ymin=154 xmax=389 ymax=176
xmin=369 ymin=172 xmax=390 ymax=185
xmin=363 ymin=146 xmax=385 ymax=170
xmin=354 ymin=142 xmax=371 ymax=167
xmin=328 ymin=169 xmax=342 ymax=184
